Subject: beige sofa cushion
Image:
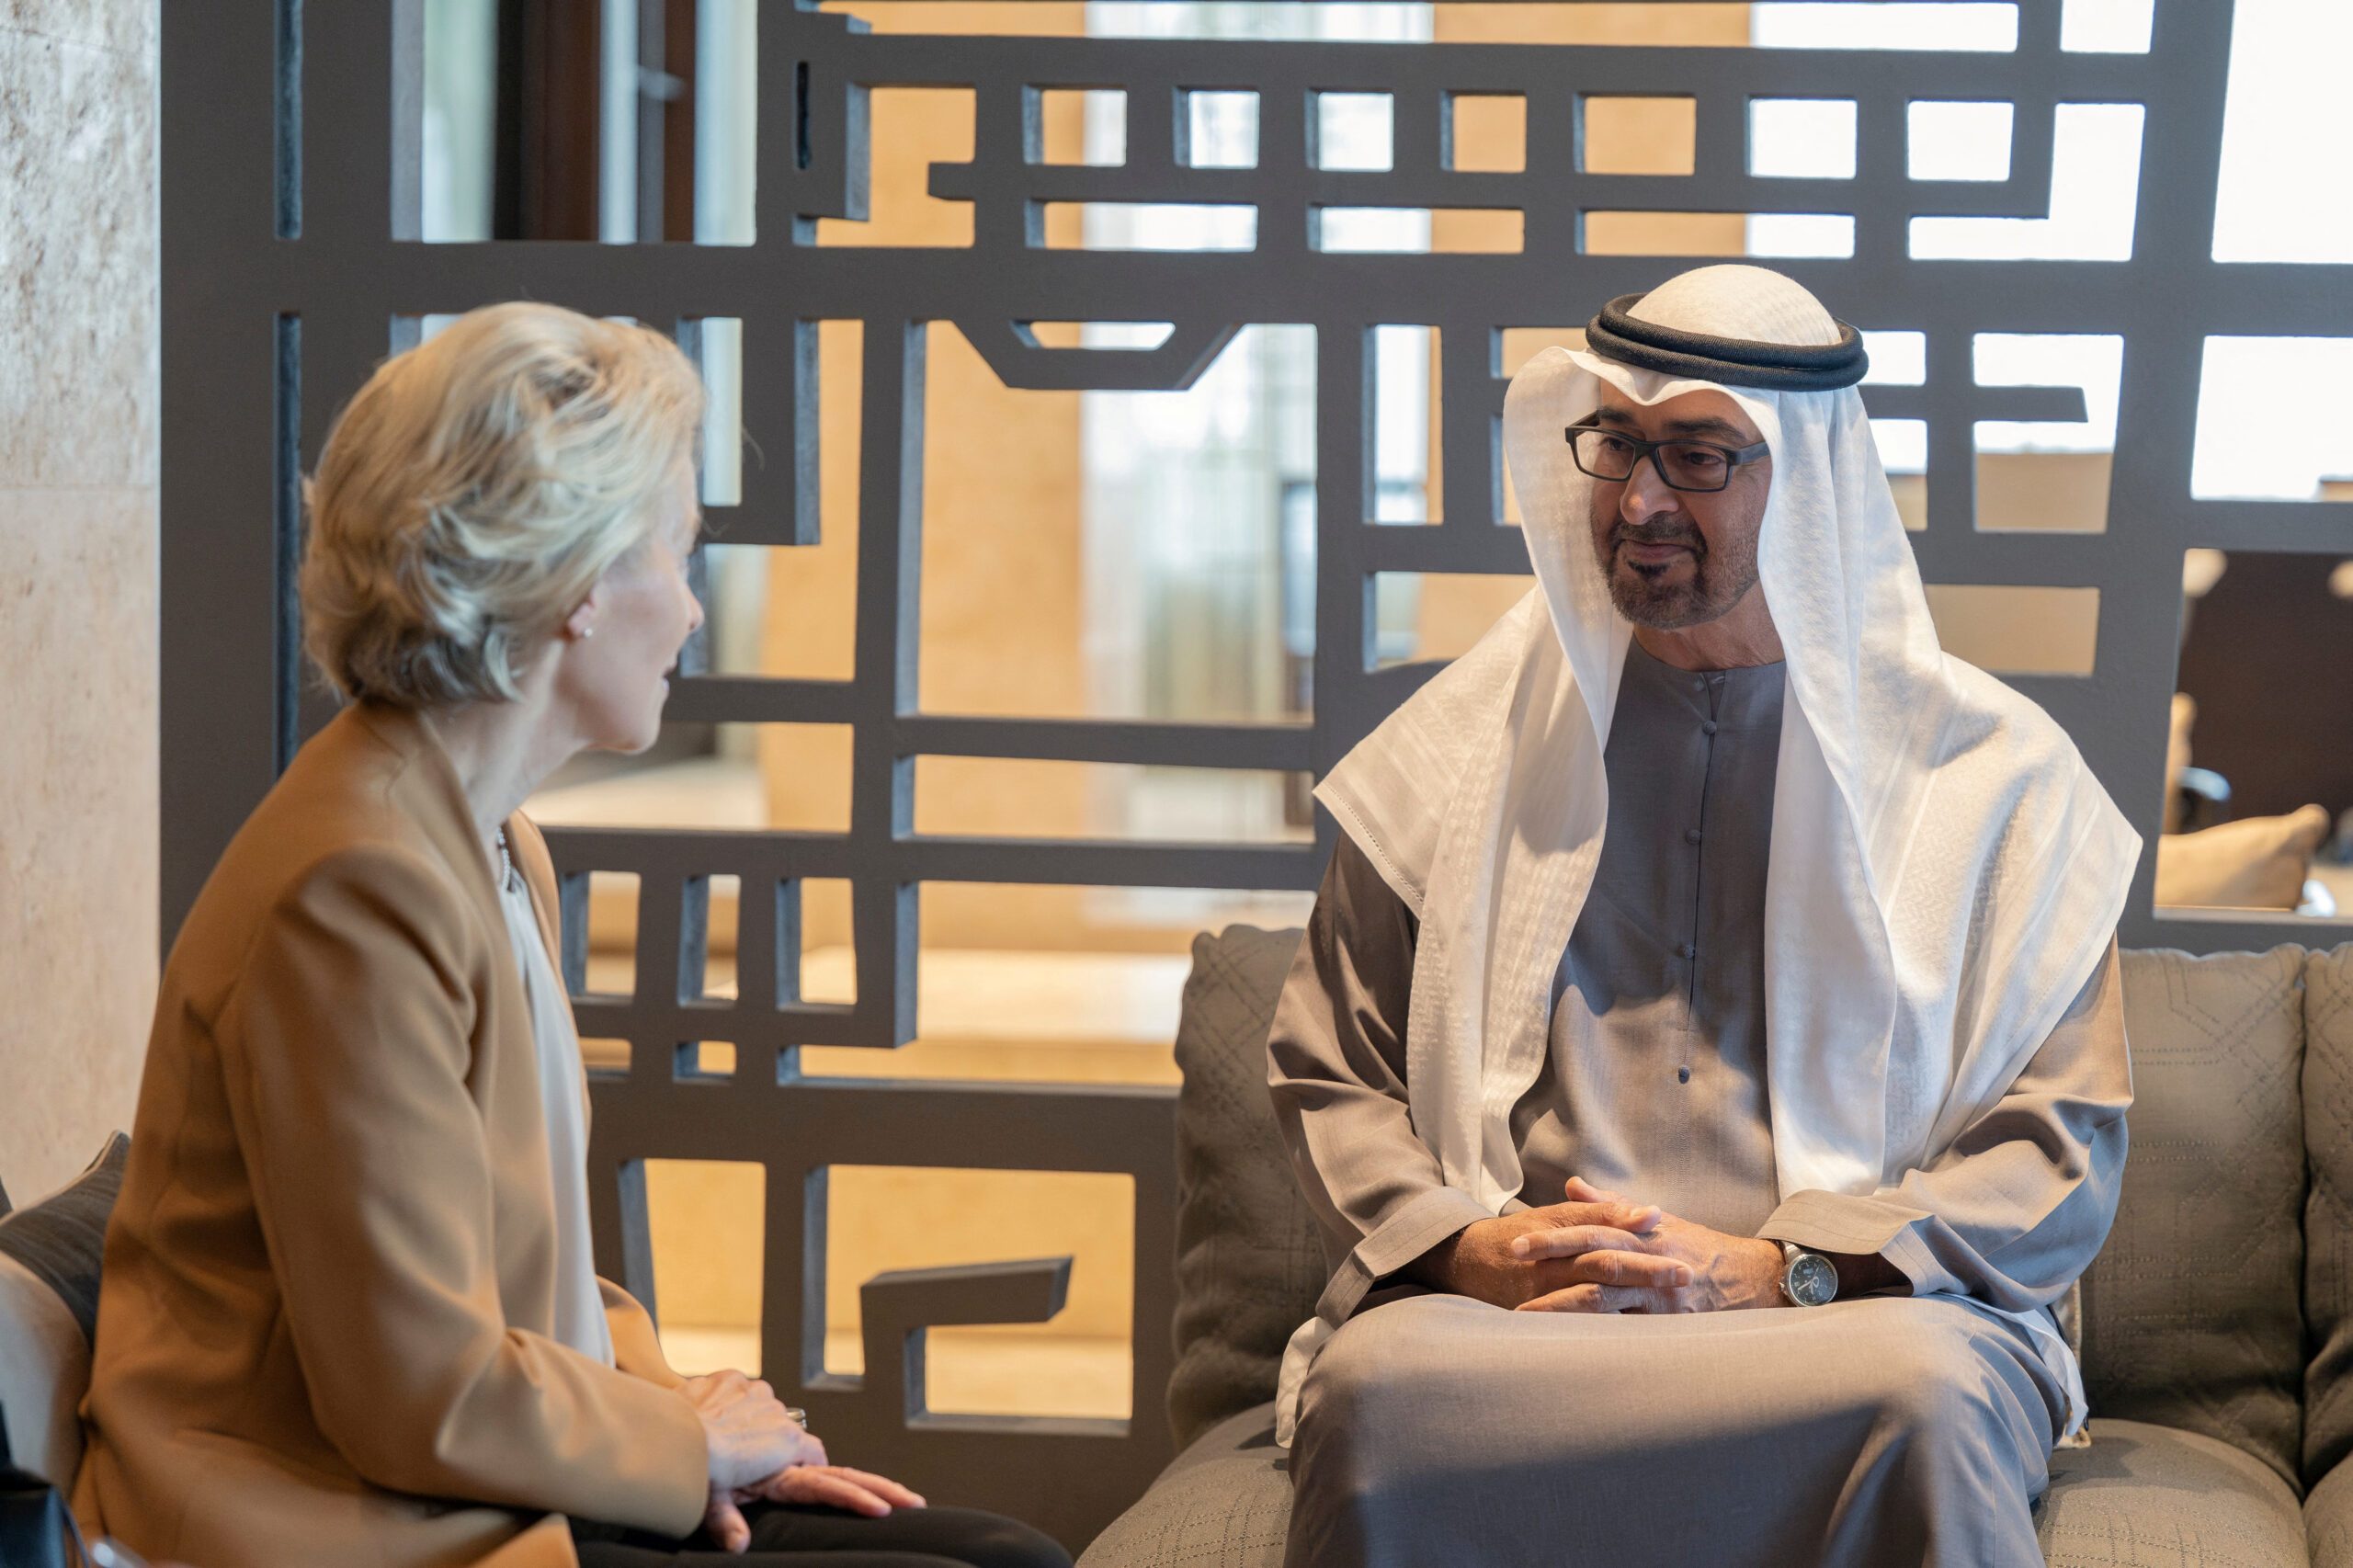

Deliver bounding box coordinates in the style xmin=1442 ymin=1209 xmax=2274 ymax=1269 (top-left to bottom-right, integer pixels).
xmin=2084 ymin=947 xmax=2307 ymax=1486
xmin=1075 ymin=1403 xmax=1289 ymax=1568
xmin=2039 ymin=1418 xmax=2305 ymax=1566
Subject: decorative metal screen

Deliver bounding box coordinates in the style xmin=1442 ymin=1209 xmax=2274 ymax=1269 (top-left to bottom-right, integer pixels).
xmin=162 ymin=0 xmax=2348 ymax=1549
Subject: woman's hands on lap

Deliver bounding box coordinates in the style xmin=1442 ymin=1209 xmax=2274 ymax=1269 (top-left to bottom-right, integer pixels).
xmin=682 ymin=1369 xmax=926 ymax=1553
xmin=744 ymin=1464 xmax=926 ymax=1517
xmin=685 ymin=1369 xmax=820 ymax=1551
xmin=687 ymin=1369 xmax=820 ymax=1480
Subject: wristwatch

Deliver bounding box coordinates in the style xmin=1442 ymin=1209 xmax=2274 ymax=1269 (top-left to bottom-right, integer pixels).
xmin=1779 ymin=1242 xmax=1838 ymax=1307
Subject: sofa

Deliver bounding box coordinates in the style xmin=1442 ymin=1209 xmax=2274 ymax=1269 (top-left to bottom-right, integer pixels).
xmin=1080 ymin=927 xmax=2353 ymax=1567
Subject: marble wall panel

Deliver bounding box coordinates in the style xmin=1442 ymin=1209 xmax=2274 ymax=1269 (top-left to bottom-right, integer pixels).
xmin=0 ymin=3 xmax=157 ymax=1199
xmin=3 ymin=0 xmax=153 ymax=58
xmin=0 ymin=483 xmax=159 ymax=1198
xmin=0 ymin=16 xmax=158 ymax=488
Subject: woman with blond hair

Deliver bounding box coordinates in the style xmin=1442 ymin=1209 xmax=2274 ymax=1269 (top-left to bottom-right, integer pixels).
xmin=75 ymin=302 xmax=1069 ymax=1568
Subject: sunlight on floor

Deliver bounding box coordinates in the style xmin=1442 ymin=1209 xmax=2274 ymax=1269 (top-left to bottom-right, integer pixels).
xmin=656 ymin=1325 xmax=1133 ymax=1420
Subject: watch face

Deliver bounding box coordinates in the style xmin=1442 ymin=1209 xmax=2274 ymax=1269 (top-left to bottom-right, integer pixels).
xmin=1787 ymin=1252 xmax=1838 ymax=1308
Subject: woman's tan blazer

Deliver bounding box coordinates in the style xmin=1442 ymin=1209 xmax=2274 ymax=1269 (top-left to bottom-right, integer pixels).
xmin=74 ymin=704 xmax=710 ymax=1568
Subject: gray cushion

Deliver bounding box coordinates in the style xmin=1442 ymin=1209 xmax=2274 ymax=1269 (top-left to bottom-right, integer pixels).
xmin=1078 ymin=1403 xmax=1289 ymax=1568
xmin=2306 ymin=943 xmax=2353 ymax=1486
xmin=0 ymin=1132 xmax=128 ymax=1346
xmin=1167 ymin=926 xmax=1325 ymax=1451
xmin=2040 ymin=1418 xmax=2305 ymax=1566
xmin=1082 ymin=1409 xmax=2299 ymax=1568
xmin=2082 ymin=948 xmax=2307 ymax=1486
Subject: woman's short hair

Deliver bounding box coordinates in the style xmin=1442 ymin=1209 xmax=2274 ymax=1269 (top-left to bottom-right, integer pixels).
xmin=300 ymin=301 xmax=706 ymax=708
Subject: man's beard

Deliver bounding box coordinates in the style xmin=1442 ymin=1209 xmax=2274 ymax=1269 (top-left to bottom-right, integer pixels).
xmin=1593 ymin=514 xmax=1757 ymax=630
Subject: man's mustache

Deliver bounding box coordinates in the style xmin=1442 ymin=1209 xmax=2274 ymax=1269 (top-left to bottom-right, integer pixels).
xmin=1609 ymin=517 xmax=1707 ymax=557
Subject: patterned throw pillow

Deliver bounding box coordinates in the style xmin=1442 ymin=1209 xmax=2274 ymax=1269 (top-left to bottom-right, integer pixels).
xmin=1166 ymin=926 xmax=1327 ymax=1452
xmin=2083 ymin=949 xmax=2307 ymax=1487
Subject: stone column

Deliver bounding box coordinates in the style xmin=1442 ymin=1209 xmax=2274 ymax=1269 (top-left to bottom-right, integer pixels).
xmin=0 ymin=1 xmax=159 ymax=1199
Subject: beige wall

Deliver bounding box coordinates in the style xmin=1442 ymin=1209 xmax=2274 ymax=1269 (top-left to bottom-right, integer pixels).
xmin=0 ymin=1 xmax=159 ymax=1200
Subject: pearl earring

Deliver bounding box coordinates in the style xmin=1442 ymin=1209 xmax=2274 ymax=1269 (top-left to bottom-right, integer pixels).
xmin=579 ymin=626 xmax=595 ymax=640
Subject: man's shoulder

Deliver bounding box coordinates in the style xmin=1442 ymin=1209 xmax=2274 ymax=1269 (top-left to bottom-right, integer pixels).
xmin=1910 ymin=655 xmax=2133 ymax=918
xmin=1927 ymin=655 xmax=2077 ymax=778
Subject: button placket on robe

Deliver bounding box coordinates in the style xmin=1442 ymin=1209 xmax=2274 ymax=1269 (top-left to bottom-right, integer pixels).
xmin=1679 ymin=670 xmax=1735 ymax=1085
xmin=1680 ymin=777 xmax=1706 ymax=1080
xmin=1504 ymin=638 xmax=1788 ymax=1234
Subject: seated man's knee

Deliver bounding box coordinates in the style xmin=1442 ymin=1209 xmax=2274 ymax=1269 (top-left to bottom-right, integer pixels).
xmin=1299 ymin=1303 xmax=1441 ymax=1440
xmin=1288 ymin=1314 xmax=1445 ymax=1556
xmin=1859 ymin=1312 xmax=2014 ymax=1457
xmin=1292 ymin=1300 xmax=1469 ymax=1507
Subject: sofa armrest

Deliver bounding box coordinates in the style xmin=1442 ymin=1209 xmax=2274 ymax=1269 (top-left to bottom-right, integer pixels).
xmin=2311 ymin=1454 xmax=2353 ymax=1567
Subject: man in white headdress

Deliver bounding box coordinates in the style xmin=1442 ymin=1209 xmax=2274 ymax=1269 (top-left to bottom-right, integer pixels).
xmin=1267 ymin=264 xmax=2140 ymax=1566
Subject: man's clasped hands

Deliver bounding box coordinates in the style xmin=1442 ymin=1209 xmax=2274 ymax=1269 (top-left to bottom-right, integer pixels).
xmin=1408 ymin=1175 xmax=1886 ymax=1314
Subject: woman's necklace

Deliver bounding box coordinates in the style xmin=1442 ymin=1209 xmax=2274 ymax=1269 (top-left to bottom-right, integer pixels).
xmin=495 ymin=827 xmax=514 ymax=890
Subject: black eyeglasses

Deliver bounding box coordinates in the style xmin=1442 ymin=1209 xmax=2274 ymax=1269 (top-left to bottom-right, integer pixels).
xmin=1564 ymin=419 xmax=1771 ymax=494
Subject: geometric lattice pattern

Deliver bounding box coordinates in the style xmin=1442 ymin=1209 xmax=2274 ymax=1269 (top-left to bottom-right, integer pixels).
xmin=161 ymin=1 xmax=2349 ymax=1546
